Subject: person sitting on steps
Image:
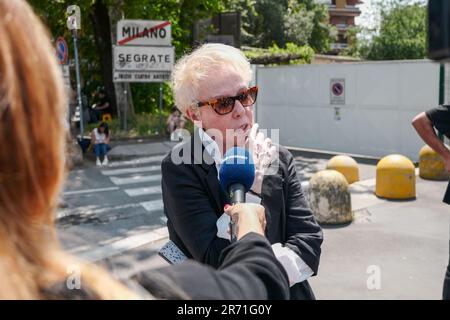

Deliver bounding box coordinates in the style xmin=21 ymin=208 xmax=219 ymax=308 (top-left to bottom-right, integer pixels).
xmin=91 ymin=122 xmax=110 ymax=166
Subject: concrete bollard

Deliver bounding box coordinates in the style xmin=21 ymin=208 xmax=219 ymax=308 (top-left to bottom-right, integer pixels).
xmin=308 ymin=170 xmax=352 ymax=225
xmin=375 ymin=154 xmax=415 ymax=200
xmin=326 ymin=155 xmax=360 ymax=184
xmin=67 ymin=140 xmax=83 ymax=168
xmin=419 ymin=145 xmax=450 ymax=180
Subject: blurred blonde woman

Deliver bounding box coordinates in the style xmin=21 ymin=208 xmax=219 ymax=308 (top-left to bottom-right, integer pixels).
xmin=0 ymin=0 xmax=139 ymax=299
xmin=0 ymin=0 xmax=289 ymax=300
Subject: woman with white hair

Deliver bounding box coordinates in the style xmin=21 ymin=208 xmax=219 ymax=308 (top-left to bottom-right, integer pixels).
xmin=161 ymin=43 xmax=323 ymax=300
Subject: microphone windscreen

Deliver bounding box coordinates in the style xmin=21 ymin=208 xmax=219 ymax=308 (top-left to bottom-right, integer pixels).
xmin=219 ymin=147 xmax=255 ymax=192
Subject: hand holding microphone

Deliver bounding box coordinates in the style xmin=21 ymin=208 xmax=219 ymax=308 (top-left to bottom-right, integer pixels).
xmin=224 ymin=203 xmax=267 ymax=240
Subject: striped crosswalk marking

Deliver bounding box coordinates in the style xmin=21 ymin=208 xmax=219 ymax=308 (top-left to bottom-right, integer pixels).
xmin=109 ymin=174 xmax=162 ymax=186
xmin=124 ymin=186 xmax=162 ymax=197
xmin=57 ymin=200 xmax=164 ymax=219
xmin=107 ymin=155 xmax=164 ymax=168
xmin=101 ymin=165 xmax=160 ymax=176
xmin=63 ymin=186 xmax=120 ymax=196
xmin=70 ymin=226 xmax=169 ymax=262
xmin=141 ymin=199 xmax=164 ymax=212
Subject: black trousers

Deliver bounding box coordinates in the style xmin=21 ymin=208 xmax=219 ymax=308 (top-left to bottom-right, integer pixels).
xmin=290 ymin=280 xmax=315 ymax=300
xmin=442 ymin=184 xmax=450 ymax=299
xmin=444 ymin=240 xmax=450 ymax=300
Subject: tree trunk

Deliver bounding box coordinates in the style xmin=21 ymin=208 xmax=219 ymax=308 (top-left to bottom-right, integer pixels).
xmin=90 ymin=0 xmax=118 ymax=116
xmin=109 ymin=1 xmax=135 ymax=129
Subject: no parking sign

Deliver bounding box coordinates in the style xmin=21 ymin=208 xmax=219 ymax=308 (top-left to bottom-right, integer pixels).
xmin=330 ymin=78 xmax=345 ymax=105
xmin=56 ymin=37 xmax=69 ymax=65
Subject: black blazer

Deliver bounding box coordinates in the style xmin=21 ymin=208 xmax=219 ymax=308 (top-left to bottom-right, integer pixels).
xmin=134 ymin=233 xmax=290 ymax=299
xmin=161 ymin=129 xmax=323 ymax=299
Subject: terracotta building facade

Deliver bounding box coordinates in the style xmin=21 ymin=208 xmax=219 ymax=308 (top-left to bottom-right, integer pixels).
xmin=326 ymin=0 xmax=363 ymax=54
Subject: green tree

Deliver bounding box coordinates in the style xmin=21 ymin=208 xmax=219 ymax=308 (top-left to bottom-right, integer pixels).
xmin=297 ymin=0 xmax=337 ymax=53
xmin=254 ymin=0 xmax=288 ymax=48
xmin=283 ymin=4 xmax=315 ymax=46
xmin=224 ymin=0 xmax=335 ymax=52
xmin=339 ymin=26 xmax=370 ymax=58
xmin=366 ymin=2 xmax=427 ymax=60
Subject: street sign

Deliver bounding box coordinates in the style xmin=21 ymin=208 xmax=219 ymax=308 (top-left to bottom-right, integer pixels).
xmin=330 ymin=78 xmax=345 ymax=105
xmin=113 ymin=71 xmax=170 ymax=83
xmin=62 ymin=65 xmax=71 ymax=89
xmin=67 ymin=5 xmax=81 ymax=30
xmin=117 ymin=20 xmax=171 ymax=46
xmin=113 ymin=45 xmax=174 ymax=72
xmin=56 ymin=37 xmax=69 ymax=65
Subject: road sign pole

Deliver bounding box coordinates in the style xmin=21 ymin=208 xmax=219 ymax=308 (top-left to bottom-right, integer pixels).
xmin=124 ymin=88 xmax=128 ymax=131
xmin=159 ymin=83 xmax=163 ymax=135
xmin=72 ymin=29 xmax=84 ymax=137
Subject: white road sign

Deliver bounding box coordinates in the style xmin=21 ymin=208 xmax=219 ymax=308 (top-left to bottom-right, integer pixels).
xmin=62 ymin=65 xmax=70 ymax=89
xmin=113 ymin=71 xmax=170 ymax=83
xmin=113 ymin=45 xmax=174 ymax=72
xmin=117 ymin=20 xmax=171 ymax=46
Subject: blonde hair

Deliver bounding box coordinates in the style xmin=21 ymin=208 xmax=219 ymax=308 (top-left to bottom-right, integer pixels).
xmin=0 ymin=0 xmax=137 ymax=299
xmin=171 ymin=43 xmax=252 ymax=115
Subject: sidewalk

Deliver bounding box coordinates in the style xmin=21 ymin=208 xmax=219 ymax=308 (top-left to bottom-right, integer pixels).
xmin=108 ymin=140 xmax=178 ymax=160
xmin=310 ymin=177 xmax=449 ymax=299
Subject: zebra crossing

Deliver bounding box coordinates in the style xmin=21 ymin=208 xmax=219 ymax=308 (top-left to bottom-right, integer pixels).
xmin=100 ymin=155 xmax=165 ymax=212
xmin=58 ymin=154 xmax=169 ymax=263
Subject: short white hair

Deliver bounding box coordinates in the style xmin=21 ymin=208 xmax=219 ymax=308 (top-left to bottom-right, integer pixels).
xmin=171 ymin=43 xmax=252 ymax=115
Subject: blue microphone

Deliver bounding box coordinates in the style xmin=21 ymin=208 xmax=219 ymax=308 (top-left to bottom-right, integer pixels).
xmin=219 ymin=147 xmax=255 ymax=242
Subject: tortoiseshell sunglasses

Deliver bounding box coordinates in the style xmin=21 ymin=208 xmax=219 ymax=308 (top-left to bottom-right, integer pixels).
xmin=196 ymin=86 xmax=258 ymax=115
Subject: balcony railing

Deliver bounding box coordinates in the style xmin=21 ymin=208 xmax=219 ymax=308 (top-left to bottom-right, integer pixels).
xmin=331 ymin=43 xmax=348 ymax=50
xmin=328 ymin=5 xmax=361 ymax=14
xmin=336 ymin=23 xmax=349 ymax=30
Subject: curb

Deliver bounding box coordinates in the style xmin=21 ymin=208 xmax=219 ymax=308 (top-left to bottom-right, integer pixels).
xmin=287 ymin=146 xmax=381 ymax=165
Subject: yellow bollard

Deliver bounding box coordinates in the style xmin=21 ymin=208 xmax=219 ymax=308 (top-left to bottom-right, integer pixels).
xmin=419 ymin=145 xmax=450 ymax=180
xmin=375 ymin=154 xmax=415 ymax=200
xmin=308 ymin=170 xmax=352 ymax=225
xmin=326 ymin=155 xmax=360 ymax=184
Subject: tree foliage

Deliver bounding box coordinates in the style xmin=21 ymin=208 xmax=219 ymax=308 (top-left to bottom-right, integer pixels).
xmin=284 ymin=4 xmax=315 ymax=46
xmin=225 ymin=0 xmax=335 ymax=52
xmin=341 ymin=0 xmax=427 ymax=60
xmin=339 ymin=26 xmax=369 ymax=58
xmin=366 ymin=2 xmax=426 ymax=60
xmin=243 ymin=43 xmax=314 ymax=65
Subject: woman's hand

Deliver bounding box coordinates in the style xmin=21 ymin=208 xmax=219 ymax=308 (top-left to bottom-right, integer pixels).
xmin=225 ymin=203 xmax=267 ymax=240
xmin=247 ymin=123 xmax=277 ymax=195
